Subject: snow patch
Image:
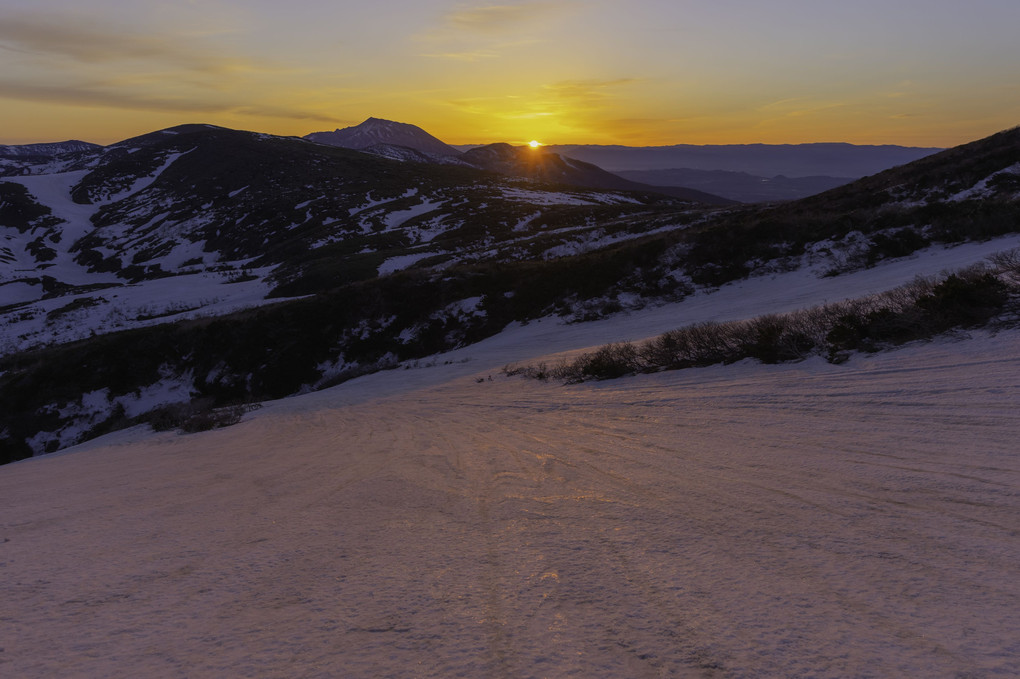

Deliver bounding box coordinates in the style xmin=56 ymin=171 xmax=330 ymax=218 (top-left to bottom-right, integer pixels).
xmin=0 ymin=267 xmax=282 ymax=356
xmin=500 ymin=188 xmax=601 ymax=205
xmin=382 ymin=198 xmax=445 ymax=231
xmin=119 ymin=371 xmax=196 ymax=417
xmin=377 ymin=252 xmax=435 ymax=275
xmin=949 ymin=162 xmax=1020 ymax=201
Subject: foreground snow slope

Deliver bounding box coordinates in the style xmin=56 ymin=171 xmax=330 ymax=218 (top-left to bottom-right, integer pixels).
xmin=3 ymin=335 xmax=1019 ymax=677
xmin=2 ymin=239 xmax=1020 ymax=678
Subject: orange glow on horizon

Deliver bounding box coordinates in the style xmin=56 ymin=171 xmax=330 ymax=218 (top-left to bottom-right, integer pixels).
xmin=0 ymin=103 xmax=1005 ymax=149
xmin=0 ymin=2 xmax=1017 ymax=150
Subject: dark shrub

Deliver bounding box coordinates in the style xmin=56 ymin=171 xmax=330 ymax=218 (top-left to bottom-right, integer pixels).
xmin=825 ymin=308 xmax=925 ymax=353
xmin=0 ymin=437 xmax=33 ymax=465
xmin=568 ymin=343 xmax=641 ymax=381
xmin=916 ymin=273 xmax=1009 ymax=327
xmin=989 ymin=248 xmax=1020 ymax=284
xmin=868 ymin=229 xmax=930 ymax=264
xmin=148 ymin=400 xmax=256 ymax=433
xmin=638 ymin=321 xmax=741 ymax=369
xmin=736 ymin=314 xmax=818 ymax=364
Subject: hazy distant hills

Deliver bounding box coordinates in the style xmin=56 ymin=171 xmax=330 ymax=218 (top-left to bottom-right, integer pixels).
xmin=460 ymin=142 xmax=732 ymax=204
xmin=615 ymin=168 xmax=852 ymax=203
xmin=537 ymin=143 xmax=944 ymax=203
xmin=306 ymin=118 xmax=731 ymax=203
xmin=794 ymin=126 xmax=1020 ymax=210
xmin=543 ymin=143 xmax=943 ymax=177
xmin=317 ymin=120 xmax=943 ymax=203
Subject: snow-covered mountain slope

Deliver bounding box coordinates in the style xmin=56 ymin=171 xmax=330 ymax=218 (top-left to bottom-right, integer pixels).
xmin=0 ymin=124 xmax=701 ymax=355
xmin=306 ymin=117 xmax=463 ymax=157
xmin=0 ymin=141 xmax=105 ymax=178
xmin=1 ymin=252 xmax=1017 ymax=678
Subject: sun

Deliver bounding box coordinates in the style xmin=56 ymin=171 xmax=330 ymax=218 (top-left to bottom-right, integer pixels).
xmin=528 ymin=140 xmax=541 ymax=148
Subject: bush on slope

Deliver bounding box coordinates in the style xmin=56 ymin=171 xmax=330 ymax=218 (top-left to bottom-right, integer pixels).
xmin=506 ymin=252 xmax=1020 ymax=383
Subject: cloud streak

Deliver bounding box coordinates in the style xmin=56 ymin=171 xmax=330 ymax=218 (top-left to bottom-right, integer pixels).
xmin=0 ymin=11 xmax=260 ymax=74
xmin=0 ymin=10 xmax=337 ymax=125
xmin=544 ymin=78 xmax=638 ymax=101
xmin=757 ymin=96 xmax=848 ymax=119
xmin=420 ymin=49 xmax=500 ymax=62
xmin=0 ymin=79 xmax=339 ymax=123
xmin=443 ymin=2 xmax=576 ymax=34
xmin=418 ymin=1 xmax=580 ymax=60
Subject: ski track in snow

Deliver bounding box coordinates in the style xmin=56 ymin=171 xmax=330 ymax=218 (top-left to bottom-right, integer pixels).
xmin=2 ymin=238 xmax=1020 ymax=677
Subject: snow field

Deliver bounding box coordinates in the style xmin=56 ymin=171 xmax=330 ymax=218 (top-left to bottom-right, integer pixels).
xmin=1 ymin=330 xmax=1018 ymax=677
xmin=0 ymin=269 xmax=278 ymax=355
xmin=2 ymin=236 xmax=1020 ymax=677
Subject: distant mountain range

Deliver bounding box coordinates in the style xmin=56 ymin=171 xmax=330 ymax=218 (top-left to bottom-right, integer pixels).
xmin=305 ymin=118 xmax=731 ymax=204
xmin=1 ymin=119 xmax=947 ymax=204
xmin=540 ymin=143 xmax=943 ymax=177
xmin=542 ymin=142 xmax=945 ymax=202
xmin=307 ymin=118 xmax=944 ymax=202
xmin=458 ymin=142 xmax=730 ymax=204
xmin=614 ymin=168 xmax=851 ymax=203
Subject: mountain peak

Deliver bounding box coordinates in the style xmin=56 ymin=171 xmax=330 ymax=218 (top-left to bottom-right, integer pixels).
xmin=306 ymin=118 xmax=462 ymax=157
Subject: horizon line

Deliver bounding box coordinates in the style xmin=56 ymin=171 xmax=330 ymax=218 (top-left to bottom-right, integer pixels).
xmin=0 ymin=124 xmax=952 ymax=150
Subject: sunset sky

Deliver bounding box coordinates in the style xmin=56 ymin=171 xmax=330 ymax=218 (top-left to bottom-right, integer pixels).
xmin=2 ymin=0 xmax=1019 ymax=147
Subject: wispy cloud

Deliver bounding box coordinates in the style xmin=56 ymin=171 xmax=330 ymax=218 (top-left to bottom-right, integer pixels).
xmin=0 ymin=79 xmax=339 ymax=123
xmin=418 ymin=1 xmax=580 ymax=60
xmin=231 ymin=105 xmax=341 ymax=123
xmin=420 ymin=50 xmax=500 ymax=62
xmin=758 ymin=96 xmax=848 ymax=119
xmin=0 ymin=11 xmax=254 ymax=73
xmin=544 ymin=78 xmax=638 ymax=103
xmin=0 ymin=10 xmax=334 ymax=123
xmin=443 ymin=2 xmax=577 ymax=34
